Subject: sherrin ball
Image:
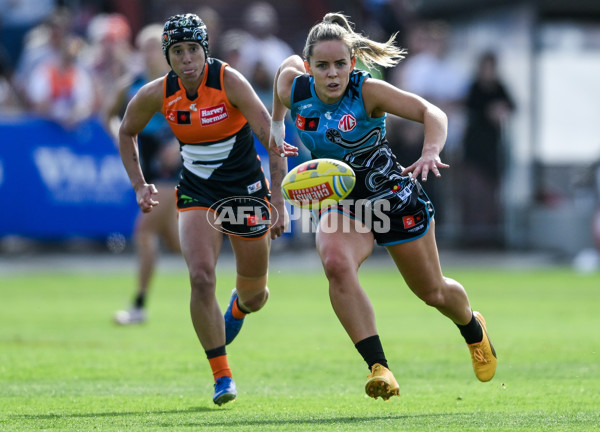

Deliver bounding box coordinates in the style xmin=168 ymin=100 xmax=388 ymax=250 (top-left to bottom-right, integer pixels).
xmin=281 ymin=158 xmax=356 ymax=209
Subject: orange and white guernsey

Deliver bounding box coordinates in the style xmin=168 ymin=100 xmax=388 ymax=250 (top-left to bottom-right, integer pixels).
xmin=161 ymin=58 xmax=262 ymax=182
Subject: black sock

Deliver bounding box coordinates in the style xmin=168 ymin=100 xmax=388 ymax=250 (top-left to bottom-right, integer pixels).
xmin=354 ymin=335 xmax=388 ymax=370
xmin=205 ymin=345 xmax=226 ymax=359
xmin=134 ymin=293 xmax=146 ymax=309
xmin=456 ymin=313 xmax=483 ymax=344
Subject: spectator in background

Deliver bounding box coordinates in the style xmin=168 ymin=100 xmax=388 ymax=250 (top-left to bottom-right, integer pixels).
xmin=13 ymin=7 xmax=72 ymax=105
xmin=360 ymin=0 xmax=413 ymax=78
xmin=0 ymin=0 xmax=56 ymax=69
xmin=26 ymin=34 xmax=95 ymax=128
xmin=84 ymin=13 xmax=133 ymax=113
xmin=0 ymin=49 xmax=25 ymax=113
xmin=104 ymin=24 xmax=182 ymax=325
xmin=195 ymin=6 xmax=221 ymax=56
xmin=218 ymin=28 xmax=249 ymax=71
xmin=461 ymin=51 xmax=515 ymax=247
xmin=388 ymin=21 xmax=467 ymax=233
xmin=235 ymin=1 xmax=293 ymax=110
xmin=361 ymin=0 xmax=409 ymax=42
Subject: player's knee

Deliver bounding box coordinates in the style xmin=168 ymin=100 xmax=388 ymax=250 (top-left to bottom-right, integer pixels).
xmin=419 ymin=289 xmax=445 ymax=308
xmin=188 ymin=265 xmax=217 ymax=297
xmin=320 ymin=252 xmax=354 ymax=282
xmin=236 ymin=274 xmax=269 ymax=312
xmin=135 ymin=230 xmax=157 ymax=249
xmin=242 ymin=286 xmax=269 ymax=312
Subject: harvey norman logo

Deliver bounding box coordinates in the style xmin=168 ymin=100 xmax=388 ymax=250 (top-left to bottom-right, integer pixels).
xmin=201 ymin=103 xmax=228 ymax=125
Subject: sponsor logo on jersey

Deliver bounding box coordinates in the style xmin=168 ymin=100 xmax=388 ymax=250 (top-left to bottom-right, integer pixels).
xmin=402 ymin=211 xmax=425 ymax=230
xmin=391 ymin=181 xmax=414 ymax=202
xmin=338 ymin=114 xmax=356 ymax=132
xmin=247 ymin=180 xmax=262 ymax=194
xmin=166 ymin=110 xmax=191 ymax=124
xmin=296 ymin=114 xmax=319 ymax=131
xmin=167 ymin=96 xmax=182 ymax=106
xmin=402 ymin=215 xmax=415 ymax=229
xmin=200 ymin=103 xmax=228 ymax=125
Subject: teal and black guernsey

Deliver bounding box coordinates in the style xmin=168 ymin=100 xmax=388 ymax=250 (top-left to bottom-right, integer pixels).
xmin=289 ymin=69 xmax=422 ymax=213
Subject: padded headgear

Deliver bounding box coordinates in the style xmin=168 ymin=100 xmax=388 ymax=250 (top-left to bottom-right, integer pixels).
xmin=162 ymin=13 xmax=209 ymax=65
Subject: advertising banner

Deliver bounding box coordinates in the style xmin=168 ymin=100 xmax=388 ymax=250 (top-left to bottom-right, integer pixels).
xmin=0 ymin=116 xmax=138 ymax=240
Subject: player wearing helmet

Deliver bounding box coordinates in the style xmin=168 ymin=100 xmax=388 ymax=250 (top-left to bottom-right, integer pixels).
xmin=118 ymin=13 xmax=297 ymax=405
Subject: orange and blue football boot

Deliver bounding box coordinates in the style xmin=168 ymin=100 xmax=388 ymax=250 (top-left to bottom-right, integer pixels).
xmin=224 ymin=289 xmax=244 ymax=345
xmin=213 ymin=376 xmax=237 ymax=406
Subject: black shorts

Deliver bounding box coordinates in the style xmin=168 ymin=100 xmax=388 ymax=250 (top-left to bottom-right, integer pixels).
xmin=317 ymin=179 xmax=435 ymax=246
xmin=176 ymin=168 xmax=271 ymax=239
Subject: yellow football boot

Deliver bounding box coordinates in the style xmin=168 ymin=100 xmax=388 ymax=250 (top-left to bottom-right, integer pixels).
xmin=365 ymin=363 xmax=400 ymax=400
xmin=468 ymin=311 xmax=497 ymax=382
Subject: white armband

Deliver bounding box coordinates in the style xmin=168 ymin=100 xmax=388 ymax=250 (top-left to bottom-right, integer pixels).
xmin=271 ymin=120 xmax=285 ymax=148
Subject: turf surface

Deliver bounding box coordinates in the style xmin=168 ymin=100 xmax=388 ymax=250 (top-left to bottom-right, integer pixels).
xmin=1 ymin=259 xmax=598 ymax=431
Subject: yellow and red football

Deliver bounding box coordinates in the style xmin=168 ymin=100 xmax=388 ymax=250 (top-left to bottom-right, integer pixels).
xmin=281 ymin=158 xmax=356 ymax=209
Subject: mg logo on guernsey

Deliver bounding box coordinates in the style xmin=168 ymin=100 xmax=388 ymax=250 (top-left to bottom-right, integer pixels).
xmin=338 ymin=114 xmax=356 ymax=132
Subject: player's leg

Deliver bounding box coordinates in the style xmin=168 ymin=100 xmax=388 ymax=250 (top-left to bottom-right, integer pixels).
xmin=134 ymin=183 xmax=179 ymax=299
xmin=155 ymin=183 xmax=181 ymax=254
xmin=223 ymin=234 xmax=270 ymax=345
xmin=316 ymin=211 xmax=400 ymax=400
xmin=316 ymin=211 xmax=375 ymax=342
xmin=386 ymin=220 xmax=497 ymax=382
xmin=114 ymin=203 xmax=161 ymax=325
xmin=179 ymin=208 xmax=236 ymax=404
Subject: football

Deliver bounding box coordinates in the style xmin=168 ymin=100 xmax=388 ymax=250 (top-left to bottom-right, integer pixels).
xmin=281 ymin=158 xmax=356 ymax=209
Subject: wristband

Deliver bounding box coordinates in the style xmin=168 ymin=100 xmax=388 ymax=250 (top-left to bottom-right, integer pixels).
xmin=271 ymin=120 xmax=285 ymax=148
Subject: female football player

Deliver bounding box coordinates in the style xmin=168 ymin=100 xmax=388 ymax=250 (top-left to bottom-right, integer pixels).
xmin=118 ymin=13 xmax=297 ymax=405
xmin=270 ymin=13 xmax=496 ymax=401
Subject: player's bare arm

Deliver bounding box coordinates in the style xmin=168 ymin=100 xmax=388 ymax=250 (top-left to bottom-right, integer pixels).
xmin=274 ymin=55 xmax=306 ymax=112
xmin=270 ymin=55 xmax=304 ymax=159
xmin=223 ymin=67 xmax=293 ymax=237
xmin=118 ymin=78 xmax=164 ymax=212
xmin=362 ymin=79 xmax=449 ymax=181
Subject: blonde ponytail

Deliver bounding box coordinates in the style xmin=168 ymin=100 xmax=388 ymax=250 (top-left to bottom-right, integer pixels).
xmin=303 ymin=13 xmax=406 ymax=69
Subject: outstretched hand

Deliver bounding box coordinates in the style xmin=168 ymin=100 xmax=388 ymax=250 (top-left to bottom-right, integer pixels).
xmin=401 ymin=152 xmax=450 ymax=182
xmin=273 ymin=141 xmax=299 ymax=158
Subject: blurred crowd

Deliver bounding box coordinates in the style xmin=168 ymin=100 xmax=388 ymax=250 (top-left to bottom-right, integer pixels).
xmin=0 ymin=0 xmax=516 ymax=248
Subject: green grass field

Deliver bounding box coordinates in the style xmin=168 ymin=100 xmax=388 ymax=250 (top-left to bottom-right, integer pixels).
xmin=1 ymin=258 xmax=599 ymax=431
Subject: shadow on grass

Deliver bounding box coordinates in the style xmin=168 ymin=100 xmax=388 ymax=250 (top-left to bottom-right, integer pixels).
xmin=12 ymin=406 xmax=213 ymax=419
xmin=12 ymin=408 xmax=599 ymax=430
xmin=177 ymin=413 xmax=457 ymax=429
xmin=13 ymin=407 xmax=453 ymax=427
